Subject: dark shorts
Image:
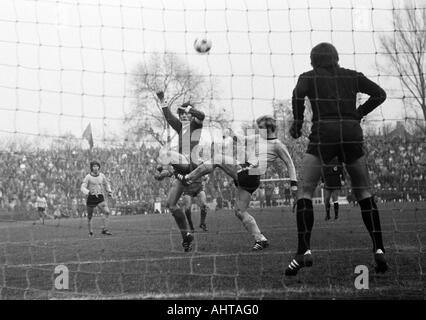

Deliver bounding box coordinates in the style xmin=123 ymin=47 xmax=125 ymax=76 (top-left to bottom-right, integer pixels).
xmin=172 ymin=161 xmax=198 ymax=175
xmin=86 ymin=194 xmax=105 ymax=208
xmin=307 ymin=142 xmax=364 ymax=164
xmin=37 ymin=207 xmax=45 ymax=215
xmin=234 ymin=170 xmax=261 ymax=194
xmin=183 ymin=182 xmax=204 ymax=197
xmin=323 ymin=175 xmax=342 ymax=190
xmin=307 ymin=120 xmax=364 ymax=164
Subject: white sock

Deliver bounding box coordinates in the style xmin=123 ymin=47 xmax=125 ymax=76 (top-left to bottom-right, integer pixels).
xmin=241 ymin=213 xmax=263 ymax=241
xmin=304 ymin=250 xmax=312 ymax=255
xmin=376 ymin=249 xmax=384 ymax=254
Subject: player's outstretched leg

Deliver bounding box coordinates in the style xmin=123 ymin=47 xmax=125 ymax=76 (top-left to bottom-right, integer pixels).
xmin=346 ymin=156 xmax=388 ymax=273
xmin=235 ymin=188 xmax=268 ymax=251
xmin=183 ymin=162 xmax=214 ymax=185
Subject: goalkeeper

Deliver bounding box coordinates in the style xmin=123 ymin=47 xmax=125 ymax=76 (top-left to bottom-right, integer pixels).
xmin=285 ymin=43 xmax=388 ymax=276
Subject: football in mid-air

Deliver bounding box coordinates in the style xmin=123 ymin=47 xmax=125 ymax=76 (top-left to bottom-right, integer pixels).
xmin=194 ymin=38 xmax=212 ymax=54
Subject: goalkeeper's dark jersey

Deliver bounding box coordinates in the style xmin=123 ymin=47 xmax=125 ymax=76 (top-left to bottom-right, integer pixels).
xmin=162 ymin=106 xmax=204 ymax=161
xmin=292 ymin=67 xmax=386 ymax=143
xmin=321 ymin=159 xmax=344 ymax=189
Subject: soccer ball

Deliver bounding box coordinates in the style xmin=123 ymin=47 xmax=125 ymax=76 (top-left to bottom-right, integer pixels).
xmin=194 ymin=38 xmax=212 ymax=54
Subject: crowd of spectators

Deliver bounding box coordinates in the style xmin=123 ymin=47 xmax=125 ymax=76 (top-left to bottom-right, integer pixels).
xmin=0 ymin=129 xmax=424 ymax=218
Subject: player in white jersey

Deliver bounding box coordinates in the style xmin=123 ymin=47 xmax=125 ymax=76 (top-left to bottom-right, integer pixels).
xmin=80 ymin=161 xmax=113 ymax=237
xmin=35 ymin=193 xmax=48 ymax=224
xmin=178 ymin=115 xmax=298 ymax=250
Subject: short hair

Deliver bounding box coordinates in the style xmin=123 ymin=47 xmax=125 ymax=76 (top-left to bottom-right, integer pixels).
xmin=310 ymin=42 xmax=339 ymax=68
xmin=256 ymin=115 xmax=277 ymax=133
xmin=90 ymin=161 xmax=101 ymax=171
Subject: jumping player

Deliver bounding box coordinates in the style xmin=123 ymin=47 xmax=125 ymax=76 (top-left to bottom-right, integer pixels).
xmin=80 ymin=161 xmax=113 ymax=237
xmin=156 ymin=91 xmax=205 ymax=252
xmin=285 ymin=43 xmax=388 ymax=276
xmin=178 ymin=115 xmax=298 ymax=250
xmin=321 ymin=157 xmax=345 ymax=220
xmin=154 ymin=166 xmax=209 ymax=232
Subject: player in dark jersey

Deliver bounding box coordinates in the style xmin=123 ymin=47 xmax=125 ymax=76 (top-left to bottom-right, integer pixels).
xmin=321 ymin=157 xmax=344 ymax=220
xmin=156 ymin=91 xmax=205 ymax=252
xmin=285 ymin=43 xmax=388 ymax=276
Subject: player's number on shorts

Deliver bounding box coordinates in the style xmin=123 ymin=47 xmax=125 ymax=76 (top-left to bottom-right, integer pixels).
xmin=54 ymin=264 xmax=69 ymax=290
xmin=354 ymin=265 xmax=369 ymax=290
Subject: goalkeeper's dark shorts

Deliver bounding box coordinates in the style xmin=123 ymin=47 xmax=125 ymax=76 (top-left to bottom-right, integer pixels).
xmin=182 ymin=181 xmax=204 ymax=197
xmin=323 ymin=174 xmax=342 ymax=190
xmin=171 ymin=161 xmax=198 ymax=175
xmin=234 ymin=165 xmax=261 ymax=194
xmin=306 ymin=120 xmax=364 ymax=164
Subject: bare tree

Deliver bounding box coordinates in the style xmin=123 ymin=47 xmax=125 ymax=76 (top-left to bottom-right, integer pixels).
xmin=273 ymin=98 xmax=313 ymax=139
xmin=126 ymin=52 xmax=221 ymax=145
xmin=380 ymin=3 xmax=426 ymax=130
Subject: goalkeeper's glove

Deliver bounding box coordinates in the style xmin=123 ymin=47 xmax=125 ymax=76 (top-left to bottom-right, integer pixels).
xmin=178 ymin=101 xmax=192 ymax=114
xmin=289 ymin=120 xmax=303 ymax=139
xmin=156 ymin=91 xmax=165 ymax=103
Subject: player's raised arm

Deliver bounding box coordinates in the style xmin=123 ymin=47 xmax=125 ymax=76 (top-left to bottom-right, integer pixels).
xmin=157 ymin=91 xmax=182 ymax=133
xmin=290 ymin=74 xmax=310 ymax=138
xmin=356 ymin=73 xmax=387 ymax=119
xmin=178 ymin=102 xmax=205 ymax=125
xmin=80 ymin=174 xmax=90 ymax=195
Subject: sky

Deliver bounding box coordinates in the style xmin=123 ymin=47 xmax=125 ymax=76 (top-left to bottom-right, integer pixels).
xmin=0 ymin=0 xmax=422 ymax=147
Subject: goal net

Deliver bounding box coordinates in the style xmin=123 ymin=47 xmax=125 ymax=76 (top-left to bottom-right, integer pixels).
xmin=0 ymin=0 xmax=425 ymax=299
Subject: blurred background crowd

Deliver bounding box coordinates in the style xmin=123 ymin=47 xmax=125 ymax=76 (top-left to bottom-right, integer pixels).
xmin=0 ymin=130 xmax=424 ymax=219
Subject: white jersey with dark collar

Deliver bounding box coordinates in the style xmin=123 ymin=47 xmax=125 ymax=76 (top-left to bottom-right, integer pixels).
xmin=81 ymin=172 xmax=112 ymax=196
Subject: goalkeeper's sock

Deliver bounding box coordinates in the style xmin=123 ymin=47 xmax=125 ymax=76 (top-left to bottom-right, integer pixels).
xmin=325 ymin=201 xmax=331 ymax=220
xmin=333 ymin=201 xmax=339 ymax=219
xmin=359 ymin=197 xmax=385 ymax=253
xmin=200 ymin=205 xmax=207 ymax=225
xmin=296 ymin=198 xmax=314 ymax=255
xmin=171 ymin=207 xmax=190 ymax=239
xmin=184 ymin=208 xmax=194 ymax=231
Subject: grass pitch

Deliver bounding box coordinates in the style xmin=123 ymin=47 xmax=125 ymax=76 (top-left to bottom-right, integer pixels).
xmin=0 ymin=202 xmax=425 ymax=299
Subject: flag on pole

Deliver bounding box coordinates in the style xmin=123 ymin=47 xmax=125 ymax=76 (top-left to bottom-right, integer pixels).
xmin=82 ymin=123 xmax=94 ymax=149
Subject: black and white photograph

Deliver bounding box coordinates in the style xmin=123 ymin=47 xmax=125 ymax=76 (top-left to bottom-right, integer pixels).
xmin=0 ymin=0 xmax=424 ymax=309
